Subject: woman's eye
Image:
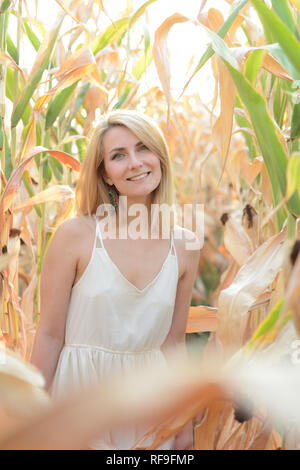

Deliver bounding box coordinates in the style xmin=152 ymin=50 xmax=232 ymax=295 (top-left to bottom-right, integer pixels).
xmin=112 ymin=153 xmax=124 ymax=160
xmin=138 ymin=145 xmax=148 ymax=151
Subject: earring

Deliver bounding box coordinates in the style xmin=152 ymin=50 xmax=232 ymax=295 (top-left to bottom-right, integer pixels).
xmin=108 ymin=187 xmax=118 ymax=211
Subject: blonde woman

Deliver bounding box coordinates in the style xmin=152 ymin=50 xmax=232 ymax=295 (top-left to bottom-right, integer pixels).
xmin=30 ymin=110 xmax=200 ymax=450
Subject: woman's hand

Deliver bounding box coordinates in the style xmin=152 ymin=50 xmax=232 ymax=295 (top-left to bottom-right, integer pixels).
xmin=172 ymin=421 xmax=193 ymax=450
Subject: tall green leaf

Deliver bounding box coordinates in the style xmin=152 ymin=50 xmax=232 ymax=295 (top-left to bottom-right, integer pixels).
xmin=91 ymin=17 xmax=130 ymax=55
xmin=250 ymin=0 xmax=300 ymax=77
xmin=11 ymin=17 xmax=64 ymax=128
xmin=0 ymin=0 xmax=11 ymax=13
xmin=22 ymin=18 xmax=41 ymax=51
xmin=271 ymin=0 xmax=299 ymax=38
xmin=45 ymin=82 xmax=78 ymax=129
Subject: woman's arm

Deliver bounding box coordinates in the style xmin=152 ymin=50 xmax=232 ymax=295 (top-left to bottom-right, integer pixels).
xmin=30 ymin=218 xmax=79 ymax=392
xmin=160 ymin=229 xmax=201 ymax=450
xmin=160 ymin=230 xmax=200 ymax=361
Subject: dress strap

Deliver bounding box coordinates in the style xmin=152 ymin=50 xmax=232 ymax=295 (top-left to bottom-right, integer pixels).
xmin=170 ymin=227 xmax=176 ymax=256
xmin=94 ymin=216 xmax=104 ymax=249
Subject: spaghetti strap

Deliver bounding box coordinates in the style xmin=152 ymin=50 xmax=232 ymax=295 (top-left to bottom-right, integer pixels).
xmin=95 ymin=216 xmax=104 ymax=249
xmin=170 ymin=228 xmax=176 ymax=256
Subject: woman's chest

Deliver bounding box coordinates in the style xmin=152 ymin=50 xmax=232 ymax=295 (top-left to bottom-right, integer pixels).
xmin=74 ymin=236 xmax=185 ymax=289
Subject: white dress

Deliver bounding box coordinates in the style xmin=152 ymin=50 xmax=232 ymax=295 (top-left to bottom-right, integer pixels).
xmin=50 ymin=215 xmax=179 ymax=449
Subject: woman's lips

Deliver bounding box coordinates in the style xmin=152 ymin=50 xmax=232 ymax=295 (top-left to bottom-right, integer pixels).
xmin=127 ymin=171 xmax=151 ymax=182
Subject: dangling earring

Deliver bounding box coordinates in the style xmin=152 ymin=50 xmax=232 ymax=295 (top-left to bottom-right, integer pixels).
xmin=108 ymin=187 xmax=118 ymax=212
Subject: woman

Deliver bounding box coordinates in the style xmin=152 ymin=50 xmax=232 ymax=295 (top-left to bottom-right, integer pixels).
xmin=30 ymin=109 xmax=200 ymax=450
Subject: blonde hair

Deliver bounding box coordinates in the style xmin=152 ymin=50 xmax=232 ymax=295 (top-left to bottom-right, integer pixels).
xmin=75 ymin=109 xmax=176 ymax=232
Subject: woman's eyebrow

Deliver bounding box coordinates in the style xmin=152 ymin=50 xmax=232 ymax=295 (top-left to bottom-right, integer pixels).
xmin=109 ymin=146 xmax=126 ymax=154
xmin=109 ymin=141 xmax=144 ymax=154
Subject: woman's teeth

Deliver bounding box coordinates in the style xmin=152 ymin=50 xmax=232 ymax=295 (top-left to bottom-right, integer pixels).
xmin=128 ymin=172 xmax=150 ymax=181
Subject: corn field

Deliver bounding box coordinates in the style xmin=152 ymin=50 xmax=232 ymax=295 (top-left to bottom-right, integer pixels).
xmin=0 ymin=0 xmax=300 ymax=450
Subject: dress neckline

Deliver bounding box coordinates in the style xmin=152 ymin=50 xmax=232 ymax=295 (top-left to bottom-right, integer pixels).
xmin=95 ymin=218 xmax=176 ymax=294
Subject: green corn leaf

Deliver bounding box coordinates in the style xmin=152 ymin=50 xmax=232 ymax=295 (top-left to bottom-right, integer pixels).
xmin=6 ymin=69 xmax=31 ymax=123
xmin=287 ymin=152 xmax=300 ymax=199
xmin=234 ymin=97 xmax=257 ymax=161
xmin=244 ymin=49 xmax=265 ymax=84
xmin=48 ymin=155 xmax=63 ymax=182
xmin=11 ymin=17 xmax=64 ymax=128
xmin=128 ymin=0 xmax=157 ymax=28
xmin=273 ymin=80 xmax=282 ymax=125
xmin=6 ymin=33 xmax=18 ymax=63
xmin=43 ymin=159 xmax=52 ymax=183
xmin=45 ymin=82 xmax=78 ymax=129
xmin=5 ymin=66 xmax=13 ymax=101
xmin=0 ymin=0 xmax=11 ymax=13
xmin=63 ymin=83 xmax=90 ymax=137
xmin=291 ymin=102 xmax=300 ymax=139
xmin=246 ymin=299 xmax=285 ymax=350
xmin=132 ymin=46 xmax=153 ymax=80
xmin=113 ymin=84 xmax=132 ymax=109
xmin=91 ymin=17 xmax=130 ymax=55
xmin=250 ymin=0 xmax=300 ymax=77
xmin=22 ymin=18 xmax=41 ymax=51
xmin=271 ymin=0 xmax=299 ymax=38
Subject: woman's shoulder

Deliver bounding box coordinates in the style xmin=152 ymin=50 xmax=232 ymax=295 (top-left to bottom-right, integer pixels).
xmin=173 ymin=224 xmax=200 ymax=246
xmin=56 ymin=215 xmax=95 ymax=239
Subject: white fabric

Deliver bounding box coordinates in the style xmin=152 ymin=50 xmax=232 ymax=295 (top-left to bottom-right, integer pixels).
xmin=50 ymin=215 xmax=179 ymax=449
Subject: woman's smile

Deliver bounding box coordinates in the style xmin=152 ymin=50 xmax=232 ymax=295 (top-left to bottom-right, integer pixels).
xmin=126 ymin=171 xmax=151 ymax=182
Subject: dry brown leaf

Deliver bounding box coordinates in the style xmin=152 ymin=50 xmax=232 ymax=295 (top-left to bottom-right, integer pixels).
xmin=132 ymin=383 xmax=226 ymax=450
xmin=13 ymin=185 xmax=74 ymax=213
xmin=153 ymin=14 xmax=190 ymax=119
xmin=194 ymin=400 xmax=229 ymax=449
xmin=217 ymin=225 xmax=287 ymax=353
xmin=212 ymin=57 xmax=236 ymax=185
xmin=282 ymin=253 xmax=300 ymax=335
xmin=0 ymin=146 xmax=80 ymax=224
xmin=263 ymin=53 xmax=293 ymax=82
xmin=221 ymin=212 xmax=253 ymax=266
xmin=0 ymin=51 xmax=25 ymax=80
xmin=186 ymin=306 xmax=217 ymax=333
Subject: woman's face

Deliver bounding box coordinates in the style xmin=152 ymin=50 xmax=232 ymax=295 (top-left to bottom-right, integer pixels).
xmin=102 ymin=125 xmax=162 ymax=202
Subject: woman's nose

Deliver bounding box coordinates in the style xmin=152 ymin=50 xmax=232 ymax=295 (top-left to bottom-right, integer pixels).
xmin=127 ymin=151 xmax=143 ymax=169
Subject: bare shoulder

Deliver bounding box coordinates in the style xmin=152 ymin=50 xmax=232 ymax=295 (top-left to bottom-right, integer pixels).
xmin=55 ymin=215 xmax=95 ymax=240
xmin=174 ymin=225 xmax=201 ymax=276
xmin=46 ymin=216 xmax=93 ymax=264
xmin=174 ymin=225 xmax=201 ymax=251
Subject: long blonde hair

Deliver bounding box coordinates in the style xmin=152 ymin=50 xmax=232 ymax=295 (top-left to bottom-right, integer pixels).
xmin=75 ymin=109 xmax=176 ymax=232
